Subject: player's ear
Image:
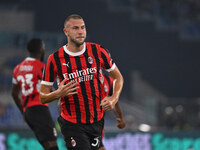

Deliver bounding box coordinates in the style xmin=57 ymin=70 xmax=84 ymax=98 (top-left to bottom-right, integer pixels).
xmin=63 ymin=28 xmax=68 ymax=36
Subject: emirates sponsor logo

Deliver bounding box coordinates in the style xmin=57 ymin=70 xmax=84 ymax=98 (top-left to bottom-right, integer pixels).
xmin=63 ymin=67 xmax=97 ymax=82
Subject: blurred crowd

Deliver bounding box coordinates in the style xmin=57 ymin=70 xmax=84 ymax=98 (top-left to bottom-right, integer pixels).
xmin=115 ymin=0 xmax=200 ymax=36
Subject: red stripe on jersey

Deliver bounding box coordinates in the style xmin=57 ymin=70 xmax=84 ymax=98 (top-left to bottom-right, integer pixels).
xmin=90 ymin=44 xmax=103 ymax=121
xmin=59 ymin=49 xmax=77 ymax=123
xmin=50 ymin=54 xmax=58 ymax=80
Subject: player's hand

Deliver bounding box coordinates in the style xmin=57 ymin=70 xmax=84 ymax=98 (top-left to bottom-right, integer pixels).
xmin=58 ymin=79 xmax=79 ymax=97
xmin=116 ymin=118 xmax=126 ymax=129
xmin=100 ymin=96 xmax=117 ymax=111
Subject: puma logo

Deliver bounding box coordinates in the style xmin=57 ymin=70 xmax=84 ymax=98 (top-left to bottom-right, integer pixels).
xmin=62 ymin=62 xmax=70 ymax=67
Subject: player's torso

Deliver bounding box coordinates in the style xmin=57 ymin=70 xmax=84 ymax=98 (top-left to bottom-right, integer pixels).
xmin=14 ymin=58 xmax=47 ymax=109
xmin=55 ymin=43 xmax=103 ymax=100
xmin=53 ymin=43 xmax=104 ymax=123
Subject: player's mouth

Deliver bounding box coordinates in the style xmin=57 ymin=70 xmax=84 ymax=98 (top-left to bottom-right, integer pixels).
xmin=77 ymin=36 xmax=84 ymax=39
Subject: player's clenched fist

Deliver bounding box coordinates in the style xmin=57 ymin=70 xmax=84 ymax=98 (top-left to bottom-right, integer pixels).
xmin=100 ymin=96 xmax=116 ymax=111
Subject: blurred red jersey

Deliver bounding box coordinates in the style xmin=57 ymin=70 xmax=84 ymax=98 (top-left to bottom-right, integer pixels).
xmin=102 ymin=74 xmax=113 ymax=97
xmin=12 ymin=57 xmax=47 ymax=112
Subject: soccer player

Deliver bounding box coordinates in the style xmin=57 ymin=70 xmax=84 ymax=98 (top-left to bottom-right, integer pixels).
xmin=39 ymin=14 xmax=124 ymax=150
xmin=11 ymin=38 xmax=59 ymax=150
xmin=99 ymin=73 xmax=125 ymax=150
xmin=56 ymin=73 xmax=125 ymax=150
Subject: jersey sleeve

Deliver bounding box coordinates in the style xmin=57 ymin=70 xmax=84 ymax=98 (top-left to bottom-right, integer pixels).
xmin=41 ymin=54 xmax=57 ymax=86
xmin=100 ymin=46 xmax=116 ymax=72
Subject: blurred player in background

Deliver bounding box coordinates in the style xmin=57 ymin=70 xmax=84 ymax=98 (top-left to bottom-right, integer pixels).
xmin=40 ymin=14 xmax=124 ymax=150
xmin=99 ymin=73 xmax=125 ymax=150
xmin=11 ymin=38 xmax=59 ymax=150
xmin=102 ymin=73 xmax=125 ymax=129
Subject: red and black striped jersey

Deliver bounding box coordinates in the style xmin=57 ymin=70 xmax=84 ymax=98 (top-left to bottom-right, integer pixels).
xmin=41 ymin=42 xmax=116 ymax=124
xmin=12 ymin=57 xmax=47 ymax=112
xmin=101 ymin=73 xmax=114 ymax=115
xmin=103 ymin=74 xmax=113 ymax=97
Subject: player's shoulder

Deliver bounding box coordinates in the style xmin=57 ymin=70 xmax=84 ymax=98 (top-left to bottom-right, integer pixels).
xmin=86 ymin=42 xmax=103 ymax=47
xmin=50 ymin=46 xmax=64 ymax=56
xmin=46 ymin=47 xmax=63 ymax=62
xmin=86 ymin=42 xmax=99 ymax=46
xmin=86 ymin=42 xmax=108 ymax=52
xmin=13 ymin=59 xmax=25 ymax=72
xmin=34 ymin=59 xmax=45 ymax=67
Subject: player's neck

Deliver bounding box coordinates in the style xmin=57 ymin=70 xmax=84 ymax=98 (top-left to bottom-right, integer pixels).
xmin=67 ymin=42 xmax=84 ymax=53
xmin=30 ymin=54 xmax=40 ymax=60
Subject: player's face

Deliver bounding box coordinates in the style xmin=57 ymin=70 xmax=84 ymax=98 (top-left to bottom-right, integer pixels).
xmin=64 ymin=19 xmax=86 ymax=46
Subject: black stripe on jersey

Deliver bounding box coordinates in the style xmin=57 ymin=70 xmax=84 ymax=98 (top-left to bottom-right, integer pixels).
xmin=83 ymin=47 xmax=98 ymax=122
xmin=91 ymin=44 xmax=102 ymax=113
xmin=63 ymin=97 xmax=71 ymax=116
xmin=54 ymin=51 xmax=71 ymax=116
xmin=101 ymin=51 xmax=110 ymax=69
xmin=64 ymin=53 xmax=81 ymax=123
xmin=54 ymin=51 xmax=64 ymax=80
xmin=100 ymin=45 xmax=110 ymax=54
xmin=74 ymin=56 xmax=90 ymax=123
xmin=49 ymin=62 xmax=55 ymax=82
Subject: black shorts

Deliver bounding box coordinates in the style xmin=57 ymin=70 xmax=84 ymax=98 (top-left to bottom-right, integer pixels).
xmin=24 ymin=105 xmax=57 ymax=144
xmin=58 ymin=116 xmax=104 ymax=150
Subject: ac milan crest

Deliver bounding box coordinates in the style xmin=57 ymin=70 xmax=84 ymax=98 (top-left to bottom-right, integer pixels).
xmin=88 ymin=56 xmax=93 ymax=64
xmin=71 ymin=137 xmax=76 ymax=147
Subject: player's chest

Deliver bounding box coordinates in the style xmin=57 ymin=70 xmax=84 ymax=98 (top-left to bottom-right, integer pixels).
xmin=58 ymin=55 xmax=101 ymax=82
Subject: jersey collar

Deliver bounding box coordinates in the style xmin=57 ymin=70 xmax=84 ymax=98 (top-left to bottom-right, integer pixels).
xmin=63 ymin=42 xmax=86 ymax=56
xmin=25 ymin=57 xmax=36 ymax=61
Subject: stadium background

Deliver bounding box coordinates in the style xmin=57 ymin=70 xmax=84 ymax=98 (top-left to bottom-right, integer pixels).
xmin=0 ymin=0 xmax=200 ymax=149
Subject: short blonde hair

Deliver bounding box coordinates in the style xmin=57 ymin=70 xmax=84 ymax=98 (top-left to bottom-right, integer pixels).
xmin=64 ymin=14 xmax=83 ymax=28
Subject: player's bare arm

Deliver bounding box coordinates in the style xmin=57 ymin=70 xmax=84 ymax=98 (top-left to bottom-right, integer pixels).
xmin=40 ymin=78 xmax=79 ymax=104
xmin=11 ymin=84 xmax=23 ymax=114
xmin=114 ymin=103 xmax=126 ymax=129
xmin=100 ymin=66 xmax=124 ymax=111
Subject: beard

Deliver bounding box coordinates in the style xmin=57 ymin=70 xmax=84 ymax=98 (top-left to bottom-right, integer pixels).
xmin=69 ymin=35 xmax=86 ymax=46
